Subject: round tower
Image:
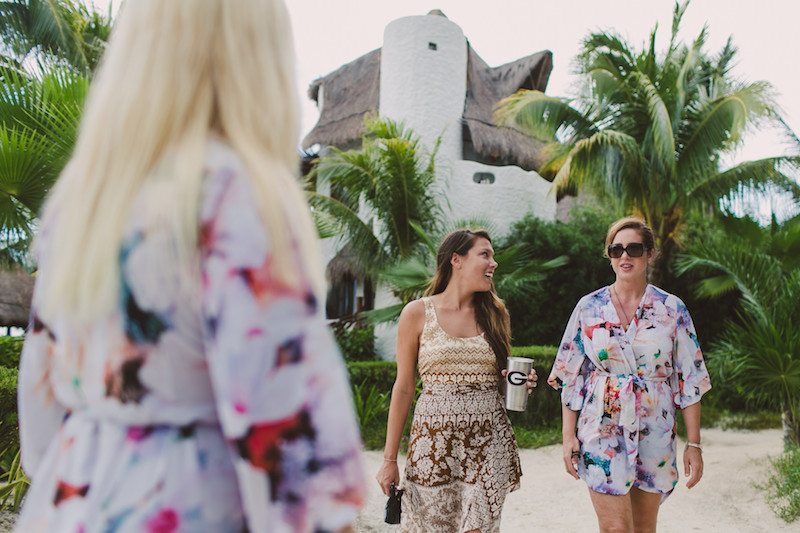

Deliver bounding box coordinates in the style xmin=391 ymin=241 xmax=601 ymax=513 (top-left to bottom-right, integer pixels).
xmin=379 ymin=11 xmax=467 ymax=161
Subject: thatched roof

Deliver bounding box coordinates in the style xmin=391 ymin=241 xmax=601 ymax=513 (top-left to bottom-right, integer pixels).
xmin=326 ymin=244 xmax=367 ymax=284
xmin=325 ymin=244 xmax=367 ymax=285
xmin=463 ymin=47 xmax=552 ymax=171
xmin=301 ymin=15 xmax=553 ymax=171
xmin=302 ymin=48 xmax=381 ymax=149
xmin=0 ymin=268 xmax=33 ymax=327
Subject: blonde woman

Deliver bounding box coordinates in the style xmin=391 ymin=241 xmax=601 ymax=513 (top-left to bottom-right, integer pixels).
xmin=15 ymin=1 xmax=365 ymax=532
xmin=549 ymin=217 xmax=711 ymax=532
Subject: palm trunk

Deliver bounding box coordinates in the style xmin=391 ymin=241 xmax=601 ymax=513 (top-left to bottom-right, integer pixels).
xmin=783 ymin=407 xmax=800 ymax=449
xmin=650 ymin=237 xmax=676 ymax=287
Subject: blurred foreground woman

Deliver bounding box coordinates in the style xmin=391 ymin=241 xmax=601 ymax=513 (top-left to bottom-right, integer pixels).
xmin=15 ymin=1 xmax=365 ymax=531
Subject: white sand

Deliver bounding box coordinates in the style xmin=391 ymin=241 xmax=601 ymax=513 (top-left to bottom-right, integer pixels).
xmin=356 ymin=428 xmax=795 ymax=532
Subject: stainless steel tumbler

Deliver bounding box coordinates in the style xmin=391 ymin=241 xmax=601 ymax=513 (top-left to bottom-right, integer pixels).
xmin=505 ymin=357 xmax=533 ymax=412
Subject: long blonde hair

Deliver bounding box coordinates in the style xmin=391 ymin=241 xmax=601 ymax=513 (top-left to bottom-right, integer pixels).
xmin=36 ymin=0 xmax=323 ymax=322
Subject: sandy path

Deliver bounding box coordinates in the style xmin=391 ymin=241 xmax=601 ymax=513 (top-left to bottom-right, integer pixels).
xmin=356 ymin=428 xmax=794 ymax=532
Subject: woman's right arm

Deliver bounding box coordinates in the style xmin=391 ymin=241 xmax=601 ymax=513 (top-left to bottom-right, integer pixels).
xmin=561 ymin=405 xmax=580 ymax=479
xmin=548 ymin=300 xmax=587 ymax=480
xmin=376 ymin=300 xmax=424 ymax=495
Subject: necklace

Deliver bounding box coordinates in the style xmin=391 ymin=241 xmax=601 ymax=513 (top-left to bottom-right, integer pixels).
xmin=612 ymin=284 xmax=636 ymax=327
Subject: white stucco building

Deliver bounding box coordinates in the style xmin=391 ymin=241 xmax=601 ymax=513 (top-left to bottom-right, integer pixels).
xmin=302 ymin=10 xmax=558 ymax=357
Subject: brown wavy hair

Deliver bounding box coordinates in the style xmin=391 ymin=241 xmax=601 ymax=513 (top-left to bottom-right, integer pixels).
xmin=424 ymin=229 xmax=511 ymax=372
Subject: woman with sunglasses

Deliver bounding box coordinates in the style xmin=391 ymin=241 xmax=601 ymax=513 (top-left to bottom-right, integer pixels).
xmin=548 ymin=217 xmax=711 ymax=532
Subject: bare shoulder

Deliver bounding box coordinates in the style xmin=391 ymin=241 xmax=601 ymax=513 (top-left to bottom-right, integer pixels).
xmin=398 ymin=298 xmax=426 ymax=335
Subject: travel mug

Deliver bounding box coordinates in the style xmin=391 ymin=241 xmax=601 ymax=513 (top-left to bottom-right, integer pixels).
xmin=505 ymin=357 xmax=533 ymax=411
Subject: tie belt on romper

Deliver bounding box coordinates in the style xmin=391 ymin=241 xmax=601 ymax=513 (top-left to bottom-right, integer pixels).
xmin=590 ymin=371 xmax=670 ymax=470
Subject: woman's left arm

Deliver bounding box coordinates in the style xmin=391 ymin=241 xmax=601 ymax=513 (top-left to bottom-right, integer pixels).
xmin=682 ymin=402 xmax=703 ymax=488
xmin=670 ymin=297 xmax=711 ymax=489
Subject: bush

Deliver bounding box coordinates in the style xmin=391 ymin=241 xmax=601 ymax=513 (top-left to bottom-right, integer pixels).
xmin=0 ymin=336 xmax=23 ymax=369
xmin=764 ymin=445 xmax=800 ymax=523
xmin=502 ymin=208 xmax=615 ymax=346
xmin=0 ymin=366 xmax=19 ymax=456
xmin=513 ymin=424 xmax=562 ymax=449
xmin=334 ymin=323 xmax=376 ymax=361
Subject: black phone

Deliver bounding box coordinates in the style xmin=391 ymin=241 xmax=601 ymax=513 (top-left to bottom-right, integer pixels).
xmin=384 ymin=482 xmax=404 ymax=524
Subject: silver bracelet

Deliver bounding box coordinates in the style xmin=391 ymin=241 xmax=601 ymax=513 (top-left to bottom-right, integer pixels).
xmin=685 ymin=441 xmax=703 ymax=452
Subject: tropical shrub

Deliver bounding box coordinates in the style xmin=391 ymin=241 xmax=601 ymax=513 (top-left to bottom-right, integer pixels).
xmin=333 ymin=323 xmax=375 ymax=361
xmin=0 ymin=336 xmax=22 ymax=368
xmin=502 ymin=208 xmax=614 ymax=345
xmin=764 ymin=446 xmax=800 ymax=523
xmin=677 ymin=233 xmax=800 ymax=446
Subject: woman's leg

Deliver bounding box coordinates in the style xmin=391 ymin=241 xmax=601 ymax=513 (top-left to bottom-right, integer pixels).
xmin=588 ymin=489 xmax=634 ymax=533
xmin=629 ymin=487 xmax=661 ymax=533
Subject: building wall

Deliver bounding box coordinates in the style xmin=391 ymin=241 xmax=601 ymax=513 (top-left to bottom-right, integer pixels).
xmin=369 ymin=14 xmax=556 ymax=358
xmin=380 ymin=15 xmax=467 ymax=166
xmin=448 ymin=160 xmax=556 ymax=236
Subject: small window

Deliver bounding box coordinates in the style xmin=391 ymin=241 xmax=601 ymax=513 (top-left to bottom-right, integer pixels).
xmin=428 ymin=42 xmax=437 ymax=51
xmin=473 ymin=172 xmax=495 ymax=185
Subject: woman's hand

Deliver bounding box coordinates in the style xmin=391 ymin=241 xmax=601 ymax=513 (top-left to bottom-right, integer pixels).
xmin=501 ymin=368 xmax=538 ymax=394
xmin=376 ymin=459 xmax=400 ymax=496
xmin=562 ymin=434 xmax=581 ymax=480
xmin=684 ymin=445 xmax=704 ymax=489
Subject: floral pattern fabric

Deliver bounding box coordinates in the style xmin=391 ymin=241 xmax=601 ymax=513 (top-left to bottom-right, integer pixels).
xmin=401 ymin=297 xmax=521 ymax=532
xmin=548 ymin=285 xmax=711 ymax=499
xmin=15 ymin=139 xmax=366 ymax=532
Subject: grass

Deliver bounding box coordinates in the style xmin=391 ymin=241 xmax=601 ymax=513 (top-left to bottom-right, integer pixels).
xmin=674 ymin=403 xmax=782 ymax=438
xmin=764 ymin=445 xmax=800 ymax=523
xmin=514 ymin=424 xmax=562 ymax=449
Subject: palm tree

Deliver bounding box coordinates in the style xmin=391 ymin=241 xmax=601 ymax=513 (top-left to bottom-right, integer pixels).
xmin=676 ymin=221 xmax=800 ymax=447
xmin=310 ymin=118 xmax=568 ymax=324
xmin=0 ymin=67 xmax=88 ymax=262
xmin=0 ymin=0 xmax=109 ymax=270
xmin=0 ymin=0 xmax=111 ymax=74
xmin=308 ymin=117 xmax=443 ymax=288
xmin=495 ymin=0 xmax=800 ymax=284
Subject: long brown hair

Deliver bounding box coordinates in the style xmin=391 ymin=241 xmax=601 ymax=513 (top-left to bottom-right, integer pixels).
xmin=424 ymin=229 xmax=512 ymax=371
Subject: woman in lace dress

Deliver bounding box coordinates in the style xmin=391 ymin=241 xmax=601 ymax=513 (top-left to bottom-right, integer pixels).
xmin=376 ymin=229 xmax=536 ymax=532
xmin=548 ymin=217 xmax=711 ymax=532
xmin=15 ymin=2 xmax=365 ymax=532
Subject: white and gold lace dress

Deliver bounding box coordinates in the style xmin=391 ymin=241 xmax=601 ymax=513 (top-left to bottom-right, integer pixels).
xmin=401 ymin=297 xmax=521 ymax=532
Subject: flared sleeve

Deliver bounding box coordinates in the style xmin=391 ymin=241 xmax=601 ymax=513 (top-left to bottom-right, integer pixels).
xmin=548 ymin=300 xmax=590 ymax=411
xmin=18 ymin=305 xmax=67 ymax=477
xmin=199 ymin=155 xmax=366 ymax=532
xmin=670 ymin=298 xmax=711 ymax=408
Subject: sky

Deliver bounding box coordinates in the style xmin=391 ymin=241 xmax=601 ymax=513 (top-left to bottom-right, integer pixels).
xmin=91 ymin=0 xmax=799 ymax=215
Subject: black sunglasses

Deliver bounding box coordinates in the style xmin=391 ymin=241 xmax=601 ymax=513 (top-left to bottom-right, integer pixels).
xmin=607 ymin=242 xmax=646 ymax=259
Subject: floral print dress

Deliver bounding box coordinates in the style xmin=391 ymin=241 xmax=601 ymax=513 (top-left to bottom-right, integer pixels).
xmin=15 ymin=139 xmax=366 ymax=532
xmin=548 ymin=285 xmax=711 ymax=499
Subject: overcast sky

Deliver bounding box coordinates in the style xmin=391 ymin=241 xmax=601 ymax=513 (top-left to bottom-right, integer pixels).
xmin=92 ymin=0 xmax=799 ymax=214
xmin=93 ymin=1 xmax=799 ymax=151
xmin=287 ymin=1 xmax=800 ymax=164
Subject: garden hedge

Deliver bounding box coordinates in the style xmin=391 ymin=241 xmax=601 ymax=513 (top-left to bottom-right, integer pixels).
xmin=346 ymin=346 xmax=562 ymax=429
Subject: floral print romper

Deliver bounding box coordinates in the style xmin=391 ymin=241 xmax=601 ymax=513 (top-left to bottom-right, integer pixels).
xmin=15 ymin=140 xmax=366 ymax=532
xmin=548 ymin=285 xmax=711 ymax=499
